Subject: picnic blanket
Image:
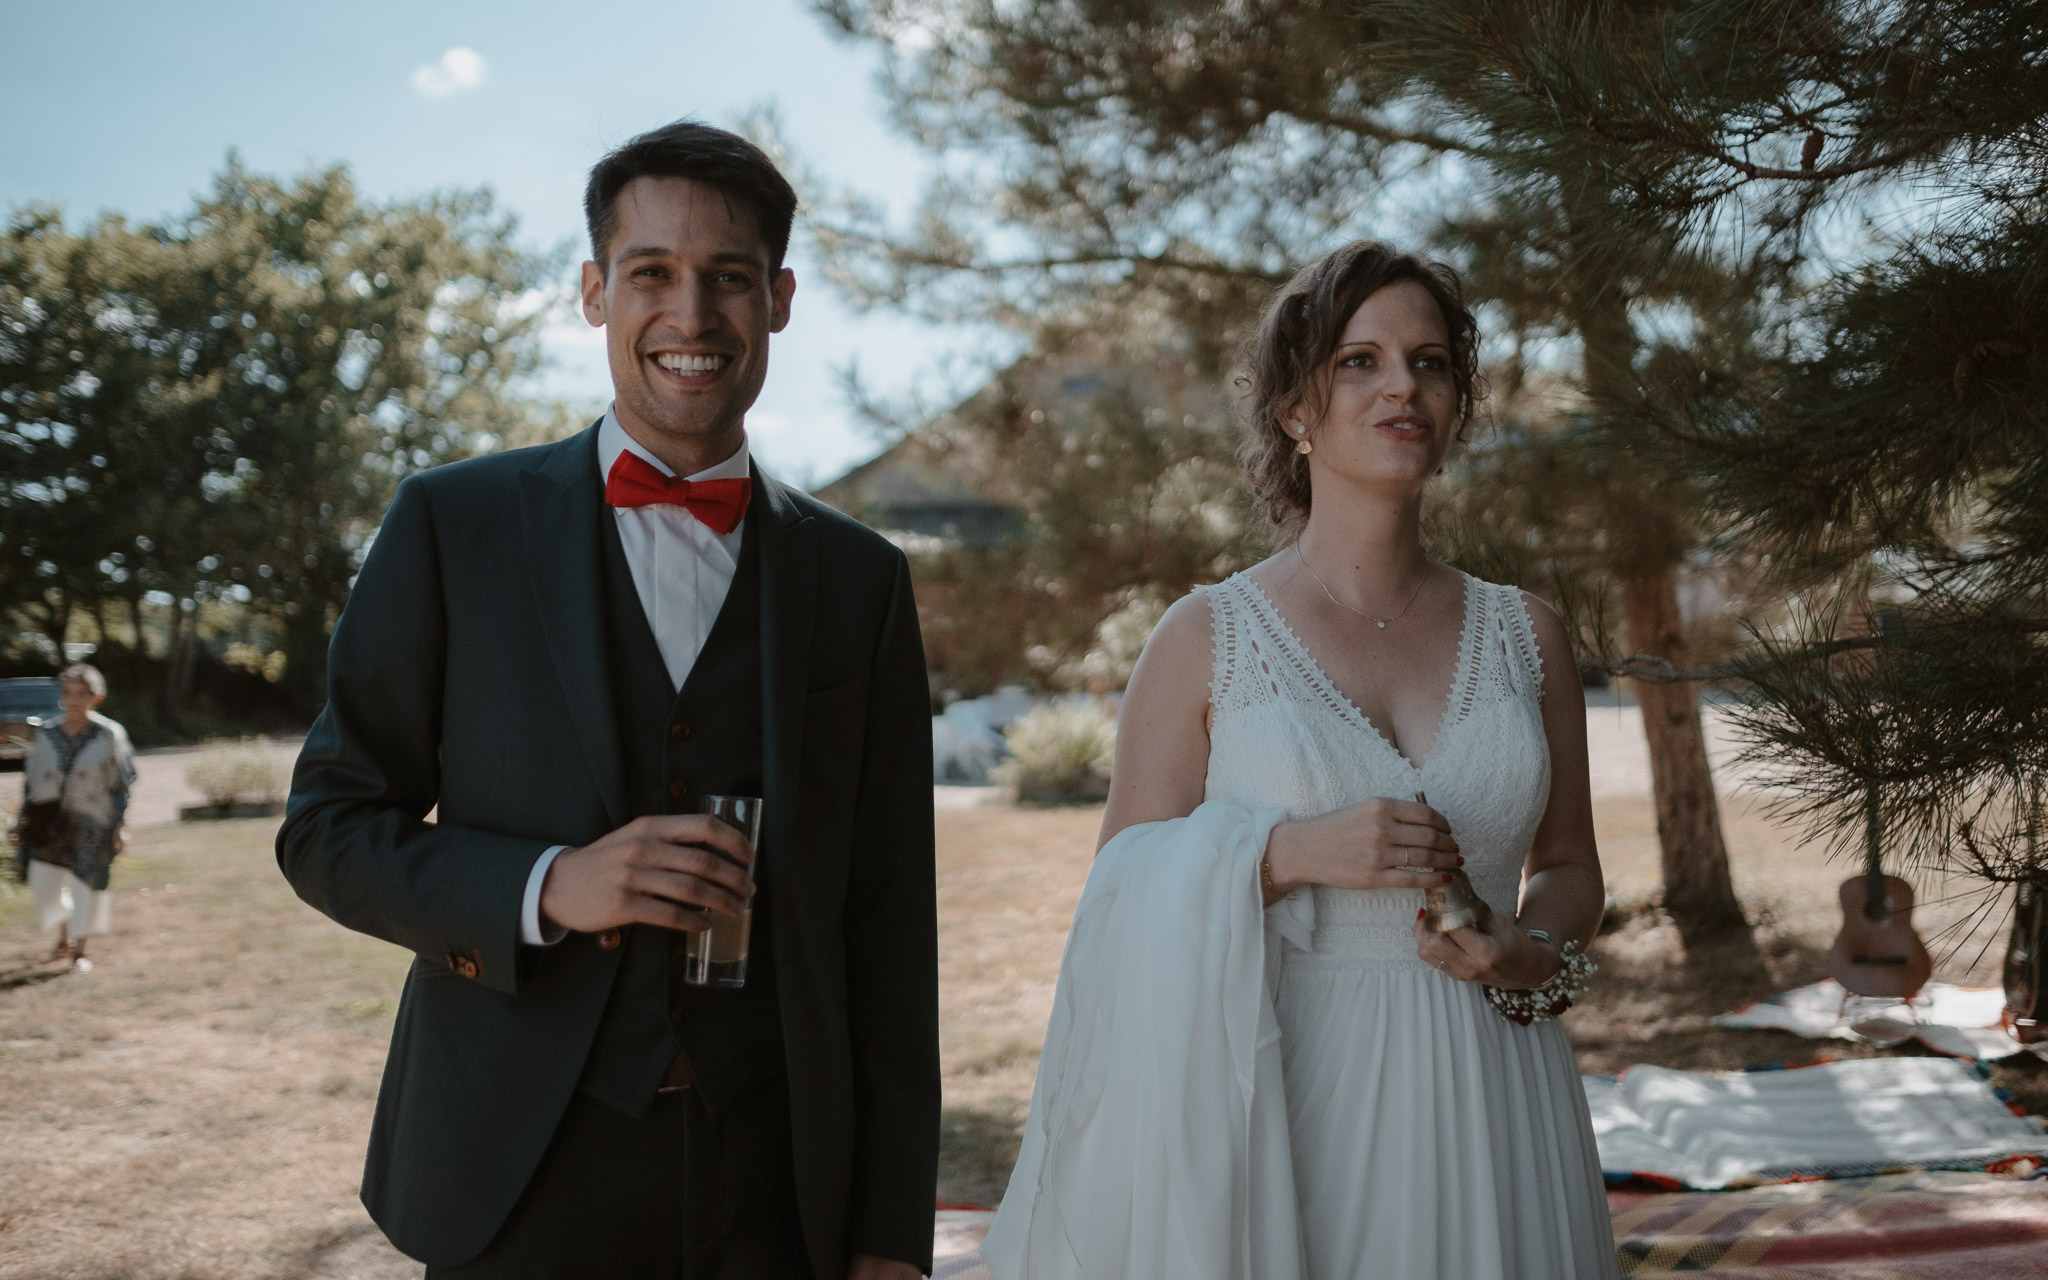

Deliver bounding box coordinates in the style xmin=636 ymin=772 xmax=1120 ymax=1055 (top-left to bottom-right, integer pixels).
xmin=937 ymin=1173 xmax=2048 ymax=1278
xmin=1586 ymin=1057 xmax=2048 ymax=1189
xmin=1611 ymin=1170 xmax=2048 ymax=1277
xmin=1716 ymin=980 xmax=2048 ymax=1062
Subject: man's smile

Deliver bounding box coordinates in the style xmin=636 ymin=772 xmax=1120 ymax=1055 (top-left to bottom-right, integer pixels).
xmin=647 ymin=350 xmax=734 ymax=386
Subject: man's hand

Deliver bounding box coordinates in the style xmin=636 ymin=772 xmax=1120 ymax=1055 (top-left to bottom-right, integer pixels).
xmin=538 ymin=814 xmax=754 ymax=935
xmin=848 ymin=1254 xmax=921 ymax=1280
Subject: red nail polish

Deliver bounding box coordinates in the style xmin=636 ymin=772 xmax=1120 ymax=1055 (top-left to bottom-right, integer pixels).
xmin=1441 ymin=873 xmax=1454 ymax=884
xmin=1456 ymin=855 xmax=1465 ymax=866
xmin=1416 ymin=908 xmax=1426 ymax=920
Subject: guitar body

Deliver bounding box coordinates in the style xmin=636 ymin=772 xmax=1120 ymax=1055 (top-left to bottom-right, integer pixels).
xmin=1828 ymin=874 xmax=1934 ymax=1000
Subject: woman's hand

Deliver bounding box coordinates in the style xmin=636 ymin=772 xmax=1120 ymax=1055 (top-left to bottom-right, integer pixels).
xmin=113 ymin=826 xmax=126 ymax=855
xmin=1263 ymin=797 xmax=1461 ymax=899
xmin=1413 ymin=910 xmax=1562 ymax=989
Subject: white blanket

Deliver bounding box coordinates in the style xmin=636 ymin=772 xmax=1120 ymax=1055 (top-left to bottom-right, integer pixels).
xmin=1584 ymin=1057 xmax=2048 ymax=1188
xmin=1714 ymin=979 xmax=2048 ymax=1062
xmin=981 ymin=802 xmax=1307 ymax=1280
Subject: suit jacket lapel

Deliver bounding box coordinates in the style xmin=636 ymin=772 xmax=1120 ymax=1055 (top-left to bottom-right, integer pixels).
xmin=753 ymin=466 xmax=817 ymax=894
xmin=518 ymin=422 xmax=628 ymax=829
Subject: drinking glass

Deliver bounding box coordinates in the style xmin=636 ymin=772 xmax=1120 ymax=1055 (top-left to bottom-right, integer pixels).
xmin=680 ymin=794 xmax=762 ymax=988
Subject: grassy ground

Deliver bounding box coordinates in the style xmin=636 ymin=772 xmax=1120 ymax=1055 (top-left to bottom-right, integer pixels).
xmin=0 ymin=820 xmax=414 ymax=1279
xmin=0 ymin=793 xmax=2039 ymax=1273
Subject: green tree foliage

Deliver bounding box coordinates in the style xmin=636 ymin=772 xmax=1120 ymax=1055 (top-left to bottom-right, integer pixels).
xmin=1616 ymin=5 xmax=2048 ymax=886
xmin=0 ymin=158 xmax=556 ymax=726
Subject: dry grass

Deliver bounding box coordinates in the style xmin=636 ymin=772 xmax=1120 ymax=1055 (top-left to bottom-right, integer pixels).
xmin=0 ymin=790 xmax=2041 ymax=1268
xmin=0 ymin=819 xmax=417 ymax=1280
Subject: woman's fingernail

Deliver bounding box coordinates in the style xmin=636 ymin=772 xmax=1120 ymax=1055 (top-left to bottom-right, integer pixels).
xmin=1416 ymin=908 xmax=1426 ymax=920
xmin=1441 ymin=873 xmax=1453 ymax=884
xmin=1456 ymin=855 xmax=1466 ymax=866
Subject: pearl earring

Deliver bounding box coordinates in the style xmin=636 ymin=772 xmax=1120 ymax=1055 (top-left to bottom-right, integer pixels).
xmin=1293 ymin=424 xmax=1312 ymax=456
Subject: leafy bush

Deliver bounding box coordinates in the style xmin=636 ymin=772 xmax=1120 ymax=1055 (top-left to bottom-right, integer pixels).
xmin=991 ymin=700 xmax=1116 ymax=803
xmin=185 ymin=741 xmax=286 ymax=808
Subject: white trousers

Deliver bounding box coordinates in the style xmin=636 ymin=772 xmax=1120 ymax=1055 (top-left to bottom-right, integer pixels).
xmin=28 ymin=859 xmax=111 ymax=937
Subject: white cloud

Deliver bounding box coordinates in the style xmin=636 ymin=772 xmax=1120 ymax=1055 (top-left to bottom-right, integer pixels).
xmin=410 ymin=47 xmax=487 ymax=98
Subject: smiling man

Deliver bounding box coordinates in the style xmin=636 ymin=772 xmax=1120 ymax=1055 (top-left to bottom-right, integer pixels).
xmin=279 ymin=121 xmax=939 ymax=1279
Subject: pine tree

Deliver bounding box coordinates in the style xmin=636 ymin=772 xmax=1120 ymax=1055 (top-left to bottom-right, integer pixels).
xmin=805 ymin=0 xmax=1856 ymax=944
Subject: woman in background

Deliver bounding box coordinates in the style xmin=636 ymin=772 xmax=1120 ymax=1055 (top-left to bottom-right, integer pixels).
xmin=15 ymin=663 xmax=135 ymax=971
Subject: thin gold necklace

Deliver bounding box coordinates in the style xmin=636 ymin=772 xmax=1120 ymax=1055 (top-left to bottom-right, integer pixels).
xmin=1296 ymin=545 xmax=1427 ymax=630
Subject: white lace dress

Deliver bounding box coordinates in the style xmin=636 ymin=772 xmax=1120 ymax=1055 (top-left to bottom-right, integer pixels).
xmin=1203 ymin=571 xmax=1617 ymax=1280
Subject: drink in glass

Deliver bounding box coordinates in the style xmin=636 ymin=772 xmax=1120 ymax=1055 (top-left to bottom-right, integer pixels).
xmin=681 ymin=793 xmax=762 ymax=988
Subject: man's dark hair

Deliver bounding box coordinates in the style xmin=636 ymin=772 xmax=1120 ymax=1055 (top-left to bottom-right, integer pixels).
xmin=583 ymin=120 xmax=799 ymax=273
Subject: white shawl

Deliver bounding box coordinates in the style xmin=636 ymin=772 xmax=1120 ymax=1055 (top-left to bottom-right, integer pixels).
xmin=982 ymin=802 xmax=1311 ymax=1280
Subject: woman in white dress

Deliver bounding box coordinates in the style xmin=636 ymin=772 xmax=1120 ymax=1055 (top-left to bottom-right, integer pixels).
xmin=987 ymin=241 xmax=1617 ymax=1279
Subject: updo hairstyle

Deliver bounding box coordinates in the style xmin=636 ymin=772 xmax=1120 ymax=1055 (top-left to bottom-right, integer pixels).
xmin=1236 ymin=239 xmax=1482 ymax=540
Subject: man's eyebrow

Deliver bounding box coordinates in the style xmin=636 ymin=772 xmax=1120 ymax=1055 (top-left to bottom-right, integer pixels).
xmin=614 ymin=245 xmax=766 ymax=268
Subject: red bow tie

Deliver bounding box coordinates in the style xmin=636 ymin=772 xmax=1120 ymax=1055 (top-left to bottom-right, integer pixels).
xmin=605 ymin=451 xmax=751 ymax=534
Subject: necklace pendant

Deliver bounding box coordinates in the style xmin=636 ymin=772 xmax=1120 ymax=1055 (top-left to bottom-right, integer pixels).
xmin=1376 ymin=620 xmax=1386 ymax=629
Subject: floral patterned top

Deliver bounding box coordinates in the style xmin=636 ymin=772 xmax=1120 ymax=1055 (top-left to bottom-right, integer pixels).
xmin=21 ymin=713 xmax=136 ymax=890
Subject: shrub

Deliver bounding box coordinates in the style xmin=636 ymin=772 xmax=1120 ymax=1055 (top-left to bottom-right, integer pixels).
xmin=991 ymin=700 xmax=1116 ymax=803
xmin=186 ymin=741 xmax=286 ymax=808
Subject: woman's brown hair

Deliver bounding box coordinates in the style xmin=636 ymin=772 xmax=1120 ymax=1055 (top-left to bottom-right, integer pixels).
xmin=1236 ymin=240 xmax=1482 ymax=540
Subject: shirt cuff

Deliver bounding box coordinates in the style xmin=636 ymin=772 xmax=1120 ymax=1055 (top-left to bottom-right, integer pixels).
xmin=520 ymin=845 xmax=571 ymax=946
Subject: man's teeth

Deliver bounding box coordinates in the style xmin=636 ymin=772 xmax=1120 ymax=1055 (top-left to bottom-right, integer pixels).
xmin=655 ymin=353 xmax=729 ymax=374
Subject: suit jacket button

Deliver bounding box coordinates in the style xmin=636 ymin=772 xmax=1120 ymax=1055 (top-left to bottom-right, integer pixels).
xmin=670 ymin=722 xmax=690 ymax=741
xmin=450 ymin=954 xmax=479 ymax=979
xmin=668 ymin=780 xmax=688 ymax=800
xmin=597 ymin=928 xmax=623 ymax=951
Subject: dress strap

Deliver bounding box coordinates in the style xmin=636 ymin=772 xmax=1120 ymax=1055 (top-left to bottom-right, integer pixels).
xmin=1495 ymin=582 xmax=1547 ymax=698
xmin=1198 ymin=580 xmax=1234 ymax=711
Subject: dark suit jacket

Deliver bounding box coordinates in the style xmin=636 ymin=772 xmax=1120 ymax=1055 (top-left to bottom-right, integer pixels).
xmin=277 ymin=423 xmax=940 ymax=1274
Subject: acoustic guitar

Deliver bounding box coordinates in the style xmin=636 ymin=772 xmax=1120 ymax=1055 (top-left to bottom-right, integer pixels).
xmin=1827 ymin=784 xmax=1933 ymax=1001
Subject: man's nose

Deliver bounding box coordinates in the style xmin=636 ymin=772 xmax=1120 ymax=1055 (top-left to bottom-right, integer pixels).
xmin=667 ymin=274 xmax=717 ymax=337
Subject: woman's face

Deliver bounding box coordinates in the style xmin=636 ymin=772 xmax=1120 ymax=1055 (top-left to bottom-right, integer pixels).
xmin=1294 ymin=279 xmax=1459 ymax=502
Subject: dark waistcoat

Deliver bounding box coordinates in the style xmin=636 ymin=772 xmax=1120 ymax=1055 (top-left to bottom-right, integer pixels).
xmin=576 ymin=503 xmax=787 ymax=1117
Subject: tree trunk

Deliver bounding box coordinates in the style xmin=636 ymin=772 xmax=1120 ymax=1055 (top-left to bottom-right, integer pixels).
xmin=161 ymin=600 xmax=195 ymax=734
xmin=40 ymin=595 xmax=71 ymax=669
xmin=1620 ymin=565 xmax=1748 ymax=946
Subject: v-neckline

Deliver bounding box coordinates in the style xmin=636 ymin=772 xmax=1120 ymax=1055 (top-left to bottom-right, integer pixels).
xmin=1239 ymin=571 xmax=1479 ymax=776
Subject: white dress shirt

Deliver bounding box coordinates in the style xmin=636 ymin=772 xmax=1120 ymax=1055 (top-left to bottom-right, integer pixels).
xmin=519 ymin=408 xmax=752 ymax=945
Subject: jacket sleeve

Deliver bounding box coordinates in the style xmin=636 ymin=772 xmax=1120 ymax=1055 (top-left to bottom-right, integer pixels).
xmin=842 ymin=551 xmax=942 ymax=1269
xmin=275 ymin=474 xmax=547 ymax=996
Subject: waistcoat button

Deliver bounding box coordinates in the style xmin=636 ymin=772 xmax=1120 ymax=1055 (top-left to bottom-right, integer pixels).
xmin=668 ymin=780 xmax=688 ymax=800
xmin=670 ymin=722 xmax=690 ymax=740
xmin=596 ymin=928 xmax=622 ymax=951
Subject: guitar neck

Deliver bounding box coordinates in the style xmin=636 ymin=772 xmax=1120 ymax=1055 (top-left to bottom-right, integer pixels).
xmin=1863 ymin=782 xmax=1887 ymax=921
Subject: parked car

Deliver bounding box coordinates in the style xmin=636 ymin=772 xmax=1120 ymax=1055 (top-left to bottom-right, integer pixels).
xmin=0 ymin=676 xmax=62 ymax=766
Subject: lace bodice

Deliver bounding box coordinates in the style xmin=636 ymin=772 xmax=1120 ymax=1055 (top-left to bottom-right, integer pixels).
xmin=1201 ymin=571 xmax=1551 ymax=968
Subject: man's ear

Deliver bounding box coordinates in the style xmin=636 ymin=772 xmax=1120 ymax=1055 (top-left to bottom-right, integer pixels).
xmin=580 ymin=261 xmax=607 ymax=328
xmin=769 ymin=267 xmax=796 ymax=334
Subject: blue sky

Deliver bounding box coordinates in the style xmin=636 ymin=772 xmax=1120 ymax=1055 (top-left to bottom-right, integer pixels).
xmin=1 ymin=0 xmax=989 ymax=485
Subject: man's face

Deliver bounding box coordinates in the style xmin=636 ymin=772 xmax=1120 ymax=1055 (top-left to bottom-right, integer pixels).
xmin=581 ymin=175 xmax=795 ymax=456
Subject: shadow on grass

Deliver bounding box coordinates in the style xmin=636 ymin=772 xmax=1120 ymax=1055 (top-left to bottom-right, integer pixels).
xmin=0 ymin=961 xmax=71 ymax=992
xmin=940 ymin=1105 xmax=1024 ymax=1210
